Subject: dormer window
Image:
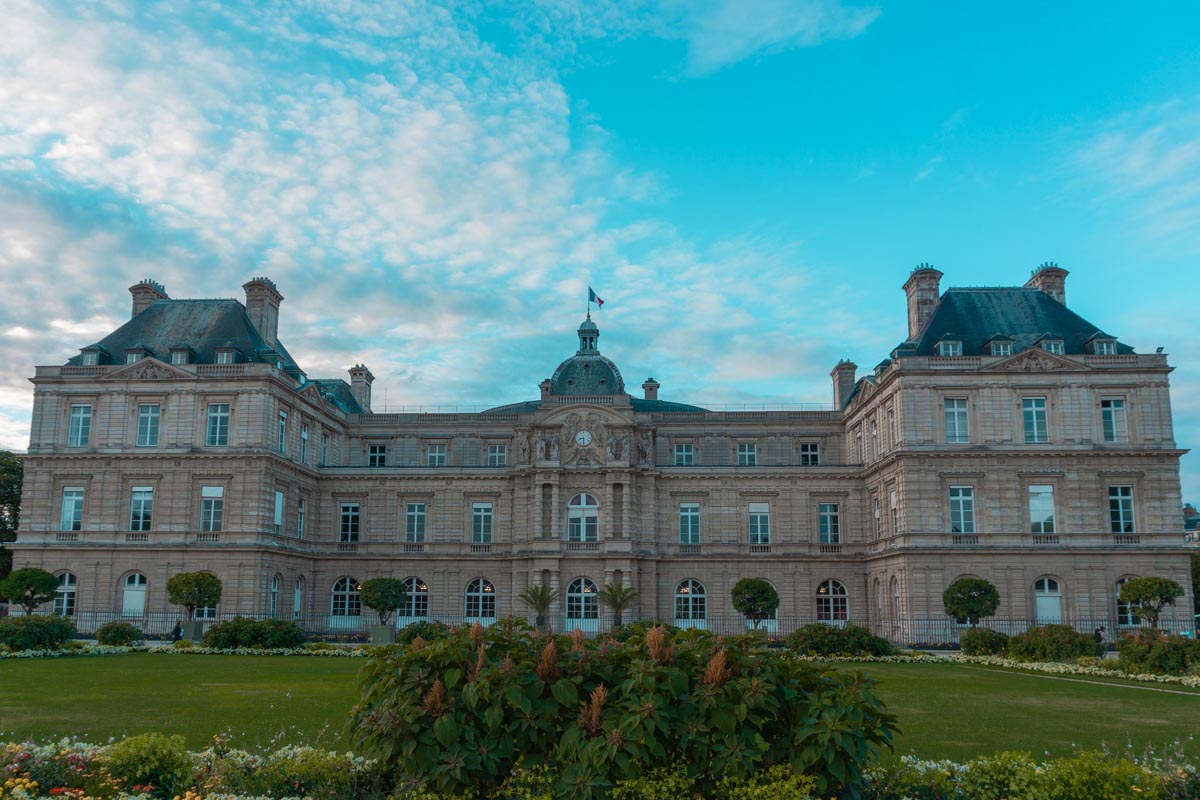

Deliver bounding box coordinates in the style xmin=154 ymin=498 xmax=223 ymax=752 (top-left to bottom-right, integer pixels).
xmin=215 ymin=348 xmax=238 ymax=365
xmin=1041 ymin=340 xmax=1064 ymax=355
xmin=937 ymin=341 xmax=962 ymax=357
xmin=1093 ymin=339 xmax=1116 ymax=355
xmin=82 ymin=352 xmax=99 ymax=366
xmin=990 ymin=341 xmax=1012 ymax=356
xmin=126 ymin=352 xmax=141 ymax=364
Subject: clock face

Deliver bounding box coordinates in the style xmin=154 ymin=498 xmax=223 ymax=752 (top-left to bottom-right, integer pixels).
xmin=575 ymin=430 xmax=592 ymax=446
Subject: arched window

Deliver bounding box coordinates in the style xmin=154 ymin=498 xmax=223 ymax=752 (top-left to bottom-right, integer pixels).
xmin=567 ymin=493 xmax=599 ymax=543
xmin=890 ymin=576 xmax=901 ymax=625
xmin=816 ymin=579 xmax=848 ymax=621
xmin=331 ymin=577 xmax=361 ymax=617
xmin=122 ymin=573 xmax=147 ymax=617
xmin=269 ymin=575 xmax=280 ymax=618
xmin=1034 ymin=577 xmax=1062 ymax=624
xmin=293 ymin=577 xmax=304 ymax=620
xmin=402 ymin=577 xmax=429 ymax=619
xmin=465 ymin=578 xmax=496 ymax=620
xmin=54 ymin=572 xmax=77 ymax=616
xmin=1115 ymin=577 xmax=1139 ymax=627
xmin=566 ymin=578 xmax=599 ymax=620
xmin=674 ymin=579 xmax=706 ymax=626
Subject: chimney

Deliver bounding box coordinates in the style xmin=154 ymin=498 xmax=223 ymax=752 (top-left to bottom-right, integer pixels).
xmin=831 ymin=359 xmax=857 ymax=409
xmin=348 ymin=364 xmax=374 ymax=413
xmin=129 ymin=279 xmax=169 ymax=318
xmin=1025 ymin=262 xmax=1068 ymax=305
xmin=902 ymin=264 xmax=943 ymax=340
xmin=539 ymin=378 xmax=552 ymax=401
xmin=242 ymin=277 xmax=284 ymax=348
xmin=642 ymin=378 xmax=660 ymax=401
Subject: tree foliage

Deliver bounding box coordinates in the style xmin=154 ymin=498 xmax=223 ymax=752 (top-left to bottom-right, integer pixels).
xmin=518 ymin=584 xmax=559 ymax=632
xmin=942 ymin=577 xmax=1001 ymax=626
xmin=0 ymin=451 xmax=22 ymax=582
xmin=1191 ymin=553 xmax=1199 ymax=614
xmin=165 ymin=571 xmax=223 ymax=621
xmin=730 ymin=578 xmax=779 ymax=629
xmin=1118 ymin=576 xmax=1185 ymax=629
xmin=0 ymin=567 xmax=58 ymax=615
xmin=596 ymin=582 xmax=639 ymax=627
xmin=359 ymin=577 xmax=409 ymax=626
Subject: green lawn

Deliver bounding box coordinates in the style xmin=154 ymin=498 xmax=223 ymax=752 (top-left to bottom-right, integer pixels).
xmin=2 ymin=654 xmax=1197 ymax=760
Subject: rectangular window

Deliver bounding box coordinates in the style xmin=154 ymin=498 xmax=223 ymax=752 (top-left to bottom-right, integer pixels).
xmin=949 ymin=486 xmax=975 ymax=534
xmin=679 ymin=503 xmax=700 ymax=544
xmin=67 ymin=404 xmax=92 ymax=447
xmin=339 ymin=503 xmax=360 ymax=542
xmin=405 ymin=503 xmax=426 ymax=543
xmin=321 ymin=435 xmax=329 ymax=465
xmin=818 ymin=503 xmax=841 ymax=544
xmin=171 ymin=351 xmax=188 ymax=365
xmin=1108 ymin=486 xmax=1135 ymax=533
xmin=200 ymin=486 xmax=224 ymax=532
xmin=869 ymin=422 xmax=878 ymax=461
xmin=937 ymin=341 xmax=962 ymax=356
xmin=126 ymin=351 xmax=141 ymax=365
xmin=855 ymin=428 xmax=863 ymax=462
xmin=472 ymin=502 xmax=493 ymax=544
xmin=215 ymin=350 xmax=234 ymax=365
xmin=129 ymin=486 xmax=153 ymax=532
xmin=297 ymin=499 xmax=306 ymax=539
xmin=273 ymin=490 xmax=284 ymax=535
xmin=205 ymin=403 xmax=229 ymax=446
xmin=277 ymin=410 xmax=287 ymax=454
xmin=674 ymin=443 xmax=694 ymax=466
xmin=737 ymin=443 xmax=757 ymax=466
xmin=1022 ymin=397 xmax=1048 ymax=443
xmin=60 ymin=488 xmax=84 ymax=531
xmin=890 ymin=490 xmax=899 ymax=534
xmin=82 ymin=351 xmax=99 ymax=366
xmin=748 ymin=502 xmax=770 ymax=545
xmin=1095 ymin=340 xmax=1116 ymax=355
xmin=1028 ymin=485 xmax=1055 ymax=534
xmin=1101 ymin=398 xmax=1127 ymax=442
xmin=944 ymin=398 xmax=969 ymax=444
xmin=300 ymin=424 xmax=309 ymax=463
xmin=427 ymin=444 xmax=446 ymax=467
xmin=798 ymin=443 xmax=820 ymax=465
xmin=1041 ymin=340 xmax=1064 ymax=355
xmin=872 ymin=499 xmax=881 ymax=540
xmin=991 ymin=341 xmax=1012 ymax=356
xmin=136 ymin=404 xmax=160 ymax=447
xmin=487 ymin=444 xmax=507 ymax=467
xmin=368 ymin=444 xmax=387 ymax=467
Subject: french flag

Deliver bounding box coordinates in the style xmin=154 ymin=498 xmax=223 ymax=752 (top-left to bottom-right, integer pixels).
xmin=588 ymin=286 xmax=604 ymax=308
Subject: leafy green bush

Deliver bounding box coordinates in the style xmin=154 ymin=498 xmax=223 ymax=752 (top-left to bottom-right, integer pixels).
xmin=351 ymin=617 xmax=895 ymax=799
xmin=396 ymin=619 xmax=453 ymax=645
xmin=202 ymin=616 xmax=304 ymax=649
xmin=252 ymin=618 xmax=306 ymax=648
xmin=211 ymin=745 xmax=390 ymax=800
xmin=960 ymin=627 xmax=1009 ymax=656
xmin=1007 ymin=624 xmax=1099 ymax=662
xmin=0 ymin=614 xmax=76 ymax=650
xmin=95 ymin=621 xmax=142 ymax=646
xmin=104 ymin=733 xmax=194 ymax=798
xmin=1117 ymin=629 xmax=1200 ymax=675
xmin=785 ymin=623 xmax=896 ymax=657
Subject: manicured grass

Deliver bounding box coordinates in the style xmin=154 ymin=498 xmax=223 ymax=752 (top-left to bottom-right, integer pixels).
xmin=2 ymin=653 xmax=1198 ymax=759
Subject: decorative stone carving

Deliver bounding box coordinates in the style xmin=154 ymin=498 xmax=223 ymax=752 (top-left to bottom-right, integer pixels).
xmin=1000 ymin=351 xmax=1071 ymax=371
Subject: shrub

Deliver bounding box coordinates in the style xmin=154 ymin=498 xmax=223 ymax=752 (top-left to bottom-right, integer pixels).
xmin=942 ymin=577 xmax=1001 ymax=625
xmin=200 ymin=616 xmax=305 ymax=649
xmin=212 ymin=746 xmax=390 ymax=800
xmin=1007 ymin=624 xmax=1099 ymax=662
xmin=396 ymin=619 xmax=453 ymax=645
xmin=0 ymin=614 xmax=76 ymax=650
xmin=786 ymin=623 xmax=896 ymax=657
xmin=104 ymin=733 xmax=194 ymax=798
xmin=1118 ymin=629 xmax=1200 ymax=675
xmin=351 ymin=618 xmax=896 ymax=799
xmin=95 ymin=621 xmax=142 ymax=646
xmin=960 ymin=627 xmax=1009 ymax=656
xmin=252 ymin=618 xmax=306 ymax=649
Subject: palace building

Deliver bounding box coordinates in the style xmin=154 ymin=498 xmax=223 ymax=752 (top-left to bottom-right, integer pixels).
xmin=10 ymin=266 xmax=1194 ymax=640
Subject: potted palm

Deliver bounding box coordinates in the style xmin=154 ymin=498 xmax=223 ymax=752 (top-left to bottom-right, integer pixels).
xmin=519 ymin=584 xmax=559 ymax=633
xmin=597 ymin=582 xmax=639 ymax=629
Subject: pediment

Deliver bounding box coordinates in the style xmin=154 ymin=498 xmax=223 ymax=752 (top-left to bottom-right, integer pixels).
xmin=984 ymin=349 xmax=1089 ymax=373
xmin=298 ymin=383 xmax=326 ymax=408
xmin=103 ymin=358 xmax=197 ymax=382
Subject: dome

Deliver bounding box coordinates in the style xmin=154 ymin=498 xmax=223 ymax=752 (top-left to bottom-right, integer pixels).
xmin=550 ymin=353 xmax=625 ymax=395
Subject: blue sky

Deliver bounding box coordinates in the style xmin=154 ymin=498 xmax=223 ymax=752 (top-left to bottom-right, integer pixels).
xmin=1 ymin=0 xmax=1199 ymax=503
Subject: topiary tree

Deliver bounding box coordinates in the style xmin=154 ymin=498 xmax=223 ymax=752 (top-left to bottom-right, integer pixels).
xmin=518 ymin=584 xmax=559 ymax=632
xmin=597 ymin=582 xmax=639 ymax=628
xmin=1118 ymin=576 xmax=1185 ymax=629
xmin=0 ymin=566 xmax=57 ymax=615
xmin=731 ymin=578 xmax=779 ymax=631
xmin=942 ymin=577 xmax=1000 ymax=627
xmin=165 ymin=571 xmax=222 ymax=621
xmin=359 ymin=577 xmax=409 ymax=626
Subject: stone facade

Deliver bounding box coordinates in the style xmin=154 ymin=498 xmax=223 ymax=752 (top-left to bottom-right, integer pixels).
xmin=11 ymin=268 xmax=1194 ymax=640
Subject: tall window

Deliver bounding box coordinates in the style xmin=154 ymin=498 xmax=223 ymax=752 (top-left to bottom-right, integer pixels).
xmin=300 ymin=424 xmax=309 ymax=463
xmin=889 ymin=490 xmax=899 ymax=534
xmin=567 ymin=493 xmax=599 ymax=542
xmin=54 ymin=573 xmax=77 ymax=616
xmin=1028 ymin=485 xmax=1055 ymax=534
xmin=1115 ymin=577 xmax=1139 ymax=626
xmin=872 ymin=499 xmax=881 ymax=540
xmin=427 ymin=444 xmax=446 ymax=467
xmin=67 ymin=404 xmax=92 ymax=447
xmin=1101 ymin=398 xmax=1127 ymax=442
xmin=331 ymin=577 xmax=360 ymax=616
xmin=402 ymin=577 xmax=430 ymax=618
xmin=321 ymin=435 xmax=330 ymax=465
xmin=798 ymin=443 xmax=820 ymax=465
xmin=60 ymin=488 xmax=84 ymax=532
xmin=737 ymin=443 xmax=757 ymax=466
xmin=887 ymin=405 xmax=898 ymax=447
xmin=200 ymin=486 xmax=224 ymax=532
xmin=368 ymin=444 xmax=387 ymax=467
xmin=816 ymin=579 xmax=848 ymax=621
xmin=674 ymin=443 xmax=694 ymax=465
xmin=818 ymin=503 xmax=840 ymax=544
xmin=944 ymin=398 xmax=969 ymax=444
xmin=678 ymin=503 xmax=701 ymax=545
xmin=674 ymin=579 xmax=706 ymax=622
xmin=464 ymin=578 xmax=496 ymax=619
xmin=748 ymin=503 xmax=770 ymax=545
xmin=566 ymin=578 xmax=599 ymax=620
xmin=274 ymin=490 xmax=284 ymax=535
xmin=136 ymin=404 xmax=160 ymax=447
xmin=293 ymin=577 xmax=304 ymax=620
xmin=890 ymin=576 xmax=901 ymax=625
xmin=122 ymin=573 xmax=148 ymax=617
xmin=949 ymin=486 xmax=975 ymax=534
xmin=1022 ymin=397 xmax=1048 ymax=443
xmin=869 ymin=422 xmax=878 ymax=461
xmin=487 ymin=444 xmax=507 ymax=466
xmin=406 ymin=503 xmax=426 ymax=542
xmin=269 ymin=575 xmax=280 ymax=618
xmin=339 ymin=503 xmax=361 ymax=542
xmin=472 ymin=502 xmax=494 ymax=544
xmin=129 ymin=487 xmax=154 ymax=532
xmin=1108 ymin=486 xmax=1135 ymax=533
xmin=297 ymin=499 xmax=306 ymax=539
xmin=206 ymin=403 xmax=229 ymax=446
xmin=277 ymin=410 xmax=288 ymax=453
